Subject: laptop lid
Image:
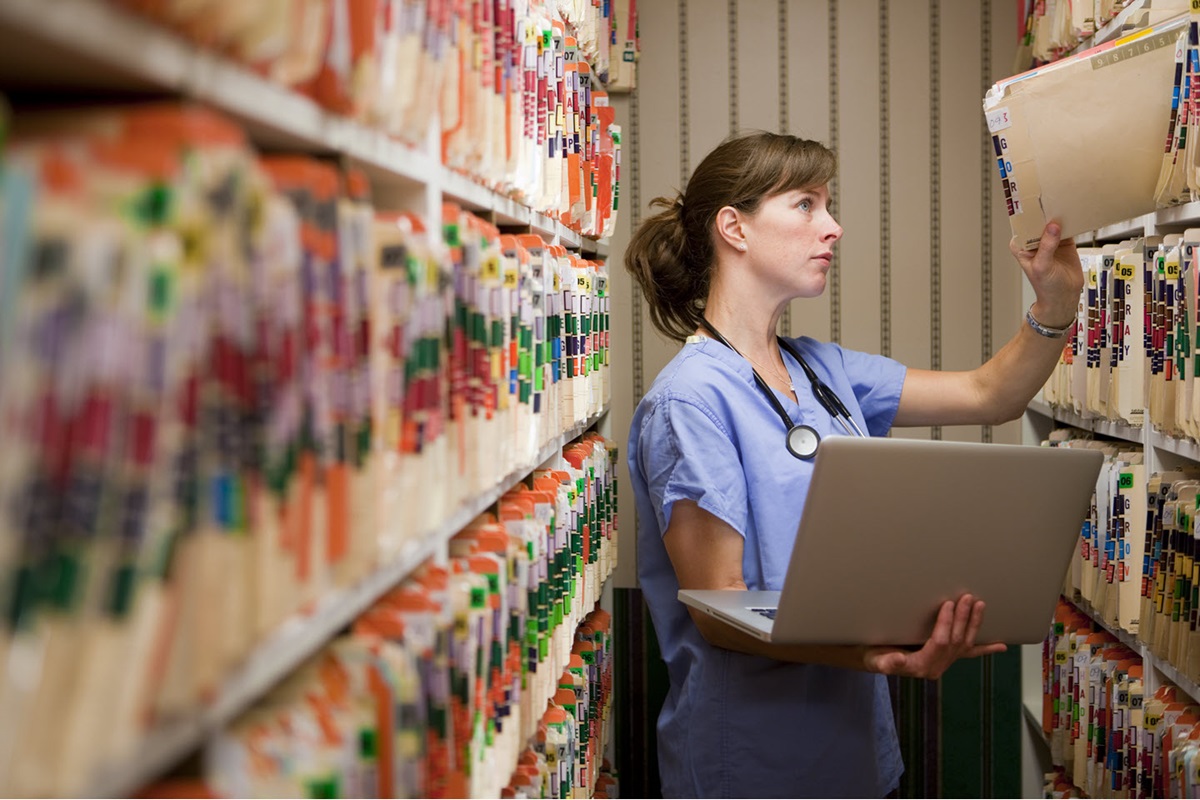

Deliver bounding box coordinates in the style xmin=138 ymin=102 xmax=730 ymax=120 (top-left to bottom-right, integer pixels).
xmin=765 ymin=436 xmax=1103 ymax=645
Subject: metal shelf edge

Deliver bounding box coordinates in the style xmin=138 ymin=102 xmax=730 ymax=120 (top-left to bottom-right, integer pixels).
xmin=1022 ymin=701 xmax=1051 ymax=752
xmin=1024 ymin=402 xmax=1143 ymax=445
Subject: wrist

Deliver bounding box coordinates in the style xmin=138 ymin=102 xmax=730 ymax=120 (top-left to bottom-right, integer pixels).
xmin=1027 ymin=302 xmax=1076 ymax=337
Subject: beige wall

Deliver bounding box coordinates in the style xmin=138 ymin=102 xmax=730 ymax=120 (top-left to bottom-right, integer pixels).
xmin=609 ymin=0 xmax=1024 ymax=587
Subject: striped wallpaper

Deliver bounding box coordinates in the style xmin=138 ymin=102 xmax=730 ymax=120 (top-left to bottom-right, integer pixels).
xmin=608 ymin=0 xmax=1024 ymax=589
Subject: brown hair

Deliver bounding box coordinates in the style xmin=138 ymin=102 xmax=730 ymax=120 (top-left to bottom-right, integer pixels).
xmin=624 ymin=131 xmax=837 ymax=343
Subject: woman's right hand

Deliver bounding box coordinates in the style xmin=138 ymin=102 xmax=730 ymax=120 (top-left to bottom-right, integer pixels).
xmin=862 ymin=594 xmax=1007 ymax=679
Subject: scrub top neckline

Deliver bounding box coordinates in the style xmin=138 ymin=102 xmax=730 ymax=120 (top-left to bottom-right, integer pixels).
xmin=685 ymin=333 xmax=809 ymax=412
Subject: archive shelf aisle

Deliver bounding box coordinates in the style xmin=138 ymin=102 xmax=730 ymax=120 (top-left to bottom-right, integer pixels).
xmin=0 ymin=0 xmax=623 ymax=796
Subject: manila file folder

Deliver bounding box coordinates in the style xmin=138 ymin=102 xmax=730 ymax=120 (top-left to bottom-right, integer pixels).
xmin=983 ymin=18 xmax=1185 ymax=250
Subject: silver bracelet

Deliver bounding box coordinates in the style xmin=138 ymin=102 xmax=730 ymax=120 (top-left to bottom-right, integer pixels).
xmin=1025 ymin=303 xmax=1074 ymax=338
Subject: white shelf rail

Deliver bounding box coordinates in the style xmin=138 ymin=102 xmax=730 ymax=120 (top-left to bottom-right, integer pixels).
xmin=1026 ymin=399 xmax=1200 ymax=459
xmin=1025 ymin=399 xmax=1142 ymax=444
xmin=1074 ymin=201 xmax=1200 ymax=247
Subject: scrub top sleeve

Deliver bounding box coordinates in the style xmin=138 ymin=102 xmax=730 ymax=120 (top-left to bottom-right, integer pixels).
xmin=835 ymin=346 xmax=908 ymax=436
xmin=638 ymin=395 xmax=750 ymax=539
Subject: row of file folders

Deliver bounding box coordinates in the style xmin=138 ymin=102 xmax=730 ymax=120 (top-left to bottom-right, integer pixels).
xmin=100 ymin=0 xmax=634 ymax=223
xmin=7 ymin=428 xmax=619 ymax=798
xmin=1041 ymin=233 xmax=1200 ymax=437
xmin=1047 ymin=430 xmax=1200 ymax=682
xmin=157 ymin=445 xmax=617 ymax=800
xmin=1041 ymin=597 xmax=1200 ymax=799
xmin=0 ymin=102 xmax=615 ymax=797
xmin=1018 ymin=0 xmax=1185 ymax=65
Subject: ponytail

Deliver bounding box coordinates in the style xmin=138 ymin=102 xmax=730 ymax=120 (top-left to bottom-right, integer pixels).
xmin=624 ymin=194 xmax=708 ymax=343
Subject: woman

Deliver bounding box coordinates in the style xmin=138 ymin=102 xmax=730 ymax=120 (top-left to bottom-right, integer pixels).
xmin=625 ymin=132 xmax=1082 ymax=798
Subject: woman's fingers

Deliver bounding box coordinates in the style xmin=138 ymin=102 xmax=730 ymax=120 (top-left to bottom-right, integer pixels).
xmin=966 ymin=642 xmax=1008 ymax=659
xmin=963 ymin=599 xmax=986 ymax=645
xmin=1032 ymin=223 xmax=1063 ymax=273
xmin=866 ymin=597 xmax=1005 ymax=679
xmin=949 ymin=595 xmax=975 ymax=644
xmin=930 ymin=599 xmax=955 ymax=647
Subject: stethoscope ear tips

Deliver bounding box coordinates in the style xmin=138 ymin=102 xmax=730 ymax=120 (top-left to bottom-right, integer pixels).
xmin=786 ymin=424 xmax=821 ymax=460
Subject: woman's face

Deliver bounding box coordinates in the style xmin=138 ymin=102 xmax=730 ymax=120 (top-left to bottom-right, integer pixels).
xmin=741 ymin=184 xmax=843 ymax=300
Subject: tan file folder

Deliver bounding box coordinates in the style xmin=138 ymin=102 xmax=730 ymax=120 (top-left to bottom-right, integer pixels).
xmin=985 ymin=17 xmax=1187 ymax=249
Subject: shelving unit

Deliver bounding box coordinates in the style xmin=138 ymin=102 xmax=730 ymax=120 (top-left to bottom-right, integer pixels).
xmin=1020 ymin=196 xmax=1200 ymax=791
xmin=0 ymin=1 xmax=622 ymax=796
xmin=1072 ymin=201 xmax=1200 ymax=248
xmin=86 ymin=409 xmax=609 ymax=799
xmin=1066 ymin=0 xmax=1174 ymax=56
xmin=1025 ymin=396 xmax=1200 ymax=784
xmin=0 ymin=0 xmax=609 ymax=252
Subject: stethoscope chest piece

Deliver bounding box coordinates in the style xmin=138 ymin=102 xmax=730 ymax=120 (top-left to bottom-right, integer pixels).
xmin=785 ymin=424 xmax=821 ymax=460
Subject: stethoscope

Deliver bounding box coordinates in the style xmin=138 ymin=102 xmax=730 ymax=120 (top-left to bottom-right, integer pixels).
xmin=699 ymin=317 xmax=867 ymax=460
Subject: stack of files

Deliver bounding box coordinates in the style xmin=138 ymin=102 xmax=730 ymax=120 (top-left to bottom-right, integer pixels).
xmin=442 ymin=14 xmax=622 ymax=236
xmin=111 ymin=0 xmax=443 ymax=142
xmin=1148 ymin=236 xmax=1183 ymax=434
xmin=198 ymin=432 xmax=617 ymax=799
xmin=605 ymin=0 xmax=638 ymax=92
xmin=0 ymin=105 xmax=382 ymax=797
xmin=1154 ymin=11 xmax=1200 ymax=208
xmin=1042 ymin=228 xmax=1200 ymax=445
xmin=436 ymin=207 xmax=610 ymax=506
xmin=104 ymin=0 xmax=627 ymax=235
xmin=443 ymin=203 xmax=517 ymax=501
xmin=1137 ymin=469 xmax=1200 ymax=681
xmin=1047 ymin=433 xmax=1145 ymax=633
xmin=1018 ymin=0 xmax=1189 ymax=67
xmin=985 ymin=15 xmax=1187 ymax=250
xmin=1041 ymin=600 xmax=1142 ymax=796
xmin=0 ymin=101 xmax=613 ymax=798
xmin=501 ymin=611 xmax=614 ymax=800
xmin=1149 ymin=228 xmax=1200 ymax=440
xmin=374 ymin=203 xmax=611 ymax=559
xmin=554 ymin=0 xmax=614 ymax=86
xmin=1174 ymin=230 xmax=1200 ymax=438
xmin=1042 ymin=244 xmax=1141 ymax=423
xmin=370 ymin=207 xmax=455 ymax=545
xmin=1040 ymin=597 xmax=1200 ymax=798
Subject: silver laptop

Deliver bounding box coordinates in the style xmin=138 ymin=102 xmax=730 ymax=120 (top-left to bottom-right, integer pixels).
xmin=678 ymin=436 xmax=1104 ymax=645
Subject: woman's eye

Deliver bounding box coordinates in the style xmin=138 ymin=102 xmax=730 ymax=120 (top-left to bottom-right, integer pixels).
xmin=798 ymin=199 xmax=812 ymax=212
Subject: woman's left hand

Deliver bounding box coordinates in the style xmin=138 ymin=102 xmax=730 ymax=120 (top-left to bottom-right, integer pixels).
xmin=1009 ymin=221 xmax=1085 ymax=329
xmin=863 ymin=594 xmax=1007 ymax=680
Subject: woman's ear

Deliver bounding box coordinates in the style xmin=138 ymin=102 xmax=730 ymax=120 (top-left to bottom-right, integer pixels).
xmin=715 ymin=206 xmax=747 ymax=252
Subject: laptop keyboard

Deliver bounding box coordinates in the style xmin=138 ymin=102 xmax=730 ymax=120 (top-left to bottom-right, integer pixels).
xmin=750 ymin=607 xmax=777 ymax=620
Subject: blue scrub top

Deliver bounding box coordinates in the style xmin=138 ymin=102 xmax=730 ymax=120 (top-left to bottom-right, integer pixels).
xmin=629 ymin=335 xmax=908 ymax=799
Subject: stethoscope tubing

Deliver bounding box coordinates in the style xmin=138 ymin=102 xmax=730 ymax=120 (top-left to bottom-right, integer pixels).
xmin=699 ymin=317 xmax=866 ymax=458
